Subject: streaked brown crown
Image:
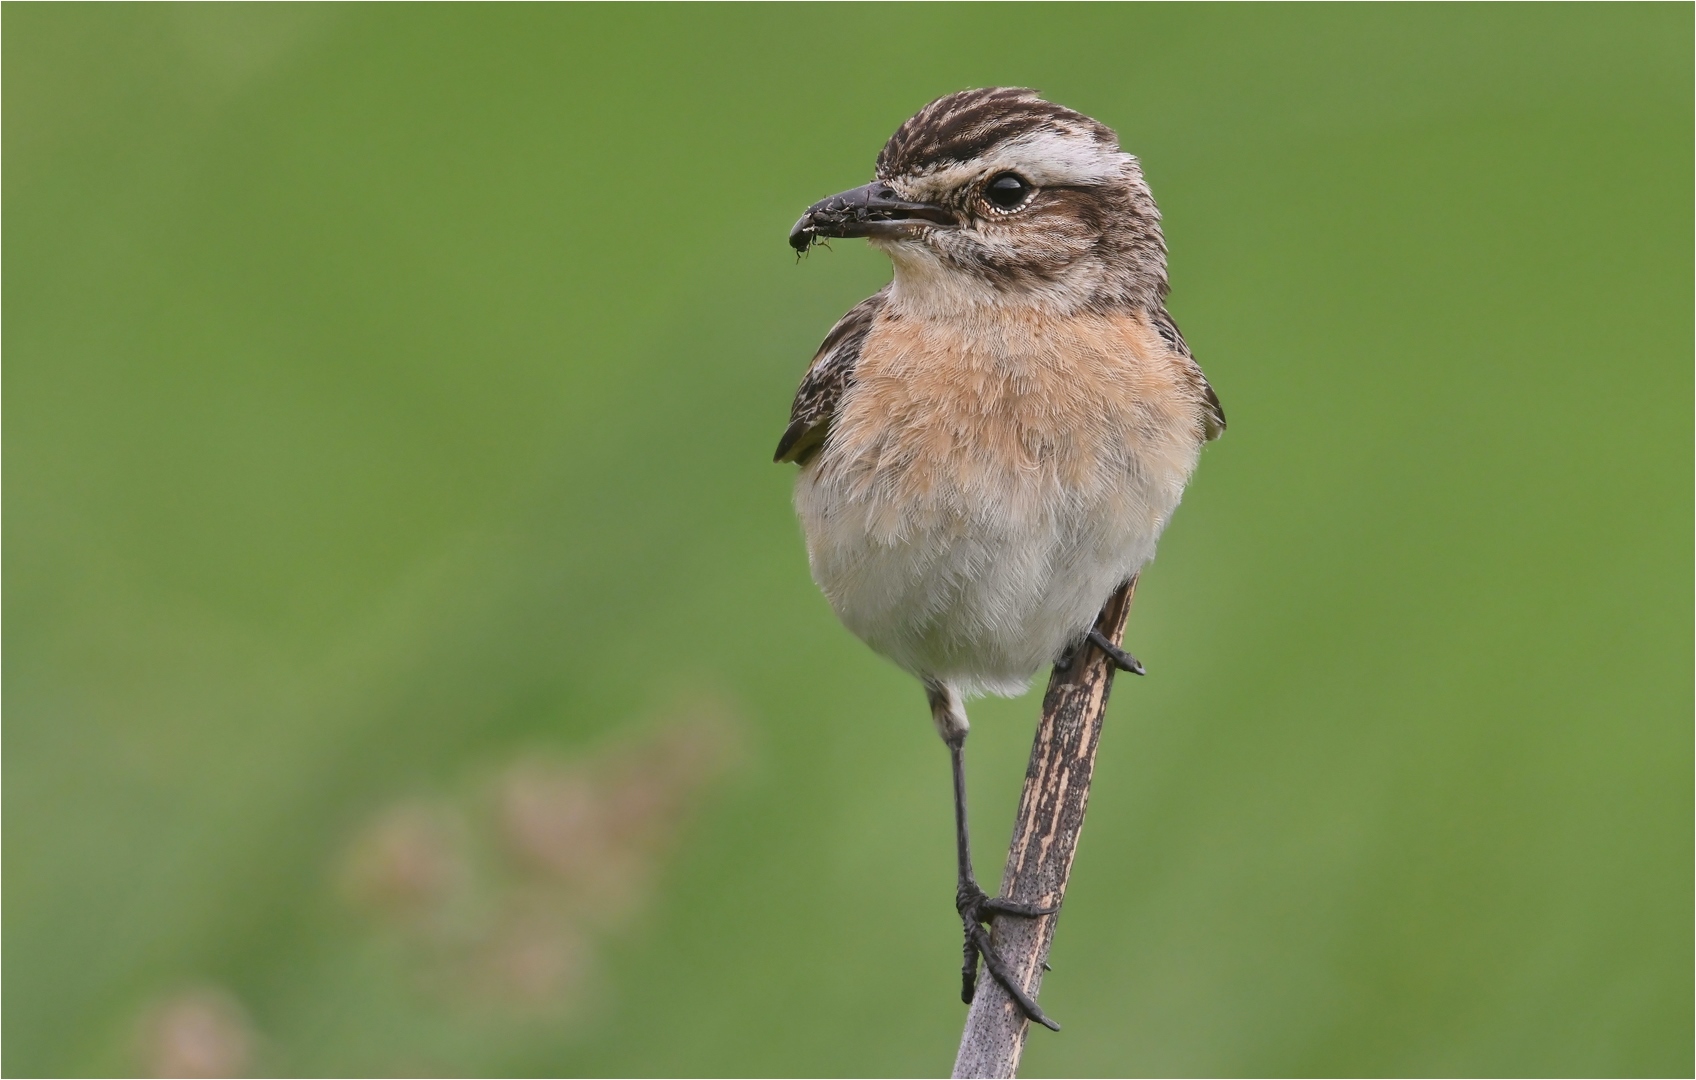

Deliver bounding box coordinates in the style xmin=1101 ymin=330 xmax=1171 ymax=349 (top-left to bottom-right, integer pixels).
xmin=876 ymin=87 xmax=1118 ymax=179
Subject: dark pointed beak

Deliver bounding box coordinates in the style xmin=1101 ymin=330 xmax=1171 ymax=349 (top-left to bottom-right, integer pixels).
xmin=789 ymin=181 xmax=956 ymax=252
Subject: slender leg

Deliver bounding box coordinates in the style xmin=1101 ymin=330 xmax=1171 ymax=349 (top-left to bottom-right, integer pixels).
xmin=1087 ymin=628 xmax=1146 ymax=675
xmin=945 ymin=729 xmax=1061 ymax=1031
xmin=1056 ymin=625 xmax=1146 ymax=677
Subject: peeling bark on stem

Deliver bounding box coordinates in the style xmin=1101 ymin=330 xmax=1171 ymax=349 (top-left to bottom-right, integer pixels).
xmin=952 ymin=577 xmax=1138 ymax=1079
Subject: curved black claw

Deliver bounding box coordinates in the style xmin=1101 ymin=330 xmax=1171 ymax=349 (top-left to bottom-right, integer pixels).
xmin=1087 ymin=629 xmax=1145 ymax=675
xmin=957 ymin=885 xmax=1061 ymax=1031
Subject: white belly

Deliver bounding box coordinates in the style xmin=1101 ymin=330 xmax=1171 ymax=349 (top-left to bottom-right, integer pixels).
xmin=795 ymin=437 xmax=1192 ymax=698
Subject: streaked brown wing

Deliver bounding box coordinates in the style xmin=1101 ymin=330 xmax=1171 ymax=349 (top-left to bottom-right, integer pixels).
xmin=1153 ymin=307 xmax=1225 ymax=441
xmin=774 ymin=288 xmax=888 ymax=464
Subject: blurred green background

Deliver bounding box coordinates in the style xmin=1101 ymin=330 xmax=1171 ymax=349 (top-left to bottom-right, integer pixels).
xmin=5 ymin=5 xmax=1690 ymax=1077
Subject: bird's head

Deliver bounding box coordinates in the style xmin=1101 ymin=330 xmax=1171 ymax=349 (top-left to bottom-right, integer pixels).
xmin=790 ymin=88 xmax=1167 ymax=314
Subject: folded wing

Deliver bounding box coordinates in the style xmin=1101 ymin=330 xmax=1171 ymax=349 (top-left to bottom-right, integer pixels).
xmin=774 ymin=289 xmax=889 ymax=465
xmin=1152 ymin=307 xmax=1225 ymax=441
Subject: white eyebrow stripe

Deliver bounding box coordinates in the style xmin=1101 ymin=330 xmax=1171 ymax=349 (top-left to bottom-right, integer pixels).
xmin=902 ymin=130 xmax=1130 ymax=199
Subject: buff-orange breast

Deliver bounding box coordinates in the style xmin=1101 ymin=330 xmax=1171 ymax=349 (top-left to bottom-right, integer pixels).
xmin=793 ymin=305 xmax=1207 ymax=697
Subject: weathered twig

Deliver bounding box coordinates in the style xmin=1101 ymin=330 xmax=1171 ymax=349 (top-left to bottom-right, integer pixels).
xmin=952 ymin=577 xmax=1138 ymax=1079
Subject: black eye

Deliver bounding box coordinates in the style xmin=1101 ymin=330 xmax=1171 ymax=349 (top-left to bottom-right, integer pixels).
xmin=985 ymin=172 xmax=1031 ymax=210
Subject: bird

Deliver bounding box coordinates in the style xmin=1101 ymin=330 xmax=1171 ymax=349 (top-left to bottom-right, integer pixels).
xmin=776 ymin=88 xmax=1224 ymax=1030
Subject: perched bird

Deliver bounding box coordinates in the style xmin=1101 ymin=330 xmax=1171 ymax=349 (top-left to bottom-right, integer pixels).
xmin=777 ymin=88 xmax=1223 ymax=1029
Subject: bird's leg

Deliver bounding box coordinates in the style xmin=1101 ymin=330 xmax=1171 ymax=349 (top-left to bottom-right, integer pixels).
xmin=1054 ymin=623 xmax=1146 ymax=677
xmin=1052 ymin=640 xmax=1080 ymax=675
xmin=1087 ymin=628 xmax=1145 ymax=676
xmin=945 ymin=728 xmax=1061 ymax=1032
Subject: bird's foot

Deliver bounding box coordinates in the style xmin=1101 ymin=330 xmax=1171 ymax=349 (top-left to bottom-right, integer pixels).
xmin=1087 ymin=629 xmax=1145 ymax=675
xmin=957 ymin=883 xmax=1061 ymax=1031
xmin=1054 ymin=632 xmax=1146 ymax=676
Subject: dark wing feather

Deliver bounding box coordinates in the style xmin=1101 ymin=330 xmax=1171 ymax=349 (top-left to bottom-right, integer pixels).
xmin=774 ymin=289 xmax=887 ymax=464
xmin=1153 ymin=307 xmax=1225 ymax=441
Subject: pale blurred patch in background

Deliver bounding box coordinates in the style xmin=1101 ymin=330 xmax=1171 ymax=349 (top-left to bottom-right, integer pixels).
xmin=337 ymin=705 xmax=742 ymax=1023
xmin=134 ymin=988 xmax=256 ymax=1080
xmin=5 ymin=5 xmax=1690 ymax=1076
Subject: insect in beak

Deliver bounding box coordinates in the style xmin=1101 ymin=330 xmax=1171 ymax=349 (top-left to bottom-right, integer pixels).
xmin=789 ymin=181 xmax=956 ymax=252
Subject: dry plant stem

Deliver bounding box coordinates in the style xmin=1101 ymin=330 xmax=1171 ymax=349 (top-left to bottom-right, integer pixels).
xmin=952 ymin=577 xmax=1138 ymax=1080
